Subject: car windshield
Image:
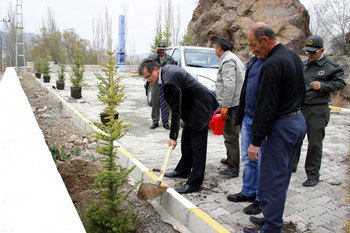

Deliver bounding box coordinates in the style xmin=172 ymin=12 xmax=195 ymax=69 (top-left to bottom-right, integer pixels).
xmin=184 ymin=49 xmax=219 ymax=68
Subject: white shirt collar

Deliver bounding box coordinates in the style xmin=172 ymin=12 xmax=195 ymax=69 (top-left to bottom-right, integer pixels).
xmin=158 ymin=68 xmax=162 ymax=85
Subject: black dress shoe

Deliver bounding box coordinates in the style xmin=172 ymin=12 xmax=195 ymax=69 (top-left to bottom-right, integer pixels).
xmin=175 ymin=184 xmax=200 ymax=194
xmin=163 ymin=123 xmax=170 ymax=130
xmin=303 ymin=179 xmax=318 ymax=187
xmin=227 ymin=192 xmax=256 ymax=202
xmin=244 ymin=200 xmax=262 ymax=215
xmin=220 ymin=158 xmax=228 ymax=165
xmin=249 ymin=216 xmax=265 ymax=227
xmin=219 ymin=167 xmax=239 ymax=178
xmin=164 ymin=171 xmax=189 ymax=178
xmin=243 ymin=227 xmax=264 ymax=233
xmin=150 ymin=123 xmax=159 ymax=129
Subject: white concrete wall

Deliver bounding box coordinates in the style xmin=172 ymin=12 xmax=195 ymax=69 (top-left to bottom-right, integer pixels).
xmin=0 ymin=68 xmax=86 ymax=233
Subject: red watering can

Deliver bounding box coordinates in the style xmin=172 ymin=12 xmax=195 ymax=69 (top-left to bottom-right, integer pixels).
xmin=209 ymin=111 xmax=224 ymax=135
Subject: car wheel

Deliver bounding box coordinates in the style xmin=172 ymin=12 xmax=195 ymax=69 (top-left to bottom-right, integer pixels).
xmin=146 ymin=84 xmax=153 ymax=106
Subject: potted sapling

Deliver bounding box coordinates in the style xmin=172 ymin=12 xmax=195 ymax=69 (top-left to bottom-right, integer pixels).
xmin=41 ymin=53 xmax=51 ymax=83
xmin=70 ymin=40 xmax=85 ymax=99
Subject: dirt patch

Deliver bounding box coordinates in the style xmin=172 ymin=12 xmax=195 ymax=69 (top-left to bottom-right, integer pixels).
xmin=20 ymin=73 xmax=179 ymax=233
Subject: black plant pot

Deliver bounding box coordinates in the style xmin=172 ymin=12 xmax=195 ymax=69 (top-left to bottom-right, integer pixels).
xmin=56 ymin=81 xmax=65 ymax=90
xmin=70 ymin=87 xmax=82 ymax=99
xmin=100 ymin=112 xmax=119 ymax=125
xmin=43 ymin=75 xmax=50 ymax=83
xmin=35 ymin=72 xmax=41 ymax=79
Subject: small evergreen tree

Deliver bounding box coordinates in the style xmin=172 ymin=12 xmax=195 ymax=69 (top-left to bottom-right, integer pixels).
xmin=41 ymin=53 xmax=51 ymax=76
xmin=150 ymin=27 xmax=163 ymax=54
xmin=162 ymin=24 xmax=172 ymax=48
xmin=57 ymin=50 xmax=66 ymax=83
xmin=179 ymin=29 xmax=194 ymax=46
xmin=34 ymin=50 xmax=43 ymax=73
xmin=70 ymin=40 xmax=85 ymax=88
xmin=82 ymin=49 xmax=140 ymax=233
xmin=95 ymin=55 xmax=125 ymax=115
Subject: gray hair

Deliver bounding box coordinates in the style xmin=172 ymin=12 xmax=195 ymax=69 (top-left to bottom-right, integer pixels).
xmin=137 ymin=59 xmax=160 ymax=76
xmin=250 ymin=23 xmax=277 ymax=43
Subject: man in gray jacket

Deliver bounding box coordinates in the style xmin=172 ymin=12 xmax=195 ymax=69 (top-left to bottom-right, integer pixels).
xmin=214 ymin=38 xmax=245 ymax=178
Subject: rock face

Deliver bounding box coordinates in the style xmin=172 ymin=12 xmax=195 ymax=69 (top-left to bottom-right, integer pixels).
xmin=188 ymin=0 xmax=311 ymax=62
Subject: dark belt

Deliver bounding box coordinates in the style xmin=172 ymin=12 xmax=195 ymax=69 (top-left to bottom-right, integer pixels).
xmin=278 ymin=110 xmax=301 ymax=119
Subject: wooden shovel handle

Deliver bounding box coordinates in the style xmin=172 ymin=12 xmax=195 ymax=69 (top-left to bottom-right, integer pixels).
xmin=156 ymin=146 xmax=173 ymax=185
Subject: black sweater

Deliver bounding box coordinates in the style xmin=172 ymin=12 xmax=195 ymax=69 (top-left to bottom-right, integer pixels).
xmin=252 ymin=44 xmax=305 ymax=147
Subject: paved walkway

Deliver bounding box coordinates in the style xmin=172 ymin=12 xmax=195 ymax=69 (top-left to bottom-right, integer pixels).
xmin=40 ymin=72 xmax=349 ymax=232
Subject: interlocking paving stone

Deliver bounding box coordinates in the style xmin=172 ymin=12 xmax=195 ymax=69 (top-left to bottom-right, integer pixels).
xmin=44 ymin=73 xmax=350 ymax=233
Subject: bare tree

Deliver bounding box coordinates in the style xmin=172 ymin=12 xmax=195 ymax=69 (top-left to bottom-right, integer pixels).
xmin=92 ymin=12 xmax=106 ymax=63
xmin=122 ymin=0 xmax=129 ymax=60
xmin=104 ymin=6 xmax=113 ymax=50
xmin=3 ymin=3 xmax=16 ymax=67
xmin=173 ymin=4 xmax=181 ymax=46
xmin=150 ymin=0 xmax=164 ymax=53
xmin=307 ymin=0 xmax=350 ymax=54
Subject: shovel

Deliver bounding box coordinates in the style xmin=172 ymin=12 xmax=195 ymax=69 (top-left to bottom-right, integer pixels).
xmin=137 ymin=146 xmax=173 ymax=200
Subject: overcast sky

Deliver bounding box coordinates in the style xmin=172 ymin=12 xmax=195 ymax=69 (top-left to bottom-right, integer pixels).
xmin=0 ymin=0 xmax=308 ymax=55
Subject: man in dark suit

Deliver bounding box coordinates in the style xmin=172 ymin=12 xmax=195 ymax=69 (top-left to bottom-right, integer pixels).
xmin=138 ymin=58 xmax=219 ymax=194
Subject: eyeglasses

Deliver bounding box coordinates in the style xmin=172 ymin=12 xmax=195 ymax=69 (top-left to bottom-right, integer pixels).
xmin=143 ymin=69 xmax=154 ymax=79
xmin=304 ymin=49 xmax=320 ymax=55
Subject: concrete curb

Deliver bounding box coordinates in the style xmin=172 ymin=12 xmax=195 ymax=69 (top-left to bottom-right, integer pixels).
xmin=34 ymin=76 xmax=231 ymax=233
xmin=329 ymin=105 xmax=350 ymax=113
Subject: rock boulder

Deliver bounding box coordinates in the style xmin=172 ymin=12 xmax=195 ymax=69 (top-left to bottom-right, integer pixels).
xmin=188 ymin=0 xmax=311 ymax=62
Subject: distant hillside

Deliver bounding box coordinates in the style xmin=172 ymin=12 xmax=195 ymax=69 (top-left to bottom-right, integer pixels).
xmin=0 ymin=31 xmax=37 ymax=43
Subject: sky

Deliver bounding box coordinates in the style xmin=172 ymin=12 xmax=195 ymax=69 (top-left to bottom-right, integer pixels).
xmin=0 ymin=0 xmax=198 ymax=55
xmin=0 ymin=0 xmax=309 ymax=55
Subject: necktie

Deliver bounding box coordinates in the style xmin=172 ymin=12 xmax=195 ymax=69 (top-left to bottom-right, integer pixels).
xmin=159 ymin=84 xmax=168 ymax=125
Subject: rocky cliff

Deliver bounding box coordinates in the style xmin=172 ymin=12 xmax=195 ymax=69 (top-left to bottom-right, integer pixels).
xmin=188 ymin=0 xmax=311 ymax=62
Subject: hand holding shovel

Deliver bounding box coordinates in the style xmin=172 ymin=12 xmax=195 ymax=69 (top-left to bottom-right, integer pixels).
xmin=137 ymin=146 xmax=173 ymax=200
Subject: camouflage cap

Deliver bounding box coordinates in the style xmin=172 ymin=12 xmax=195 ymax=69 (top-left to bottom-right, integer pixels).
xmin=303 ymin=35 xmax=324 ymax=52
xmin=157 ymin=41 xmax=167 ymax=50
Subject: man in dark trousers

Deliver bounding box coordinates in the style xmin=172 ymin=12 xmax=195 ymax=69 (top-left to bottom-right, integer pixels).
xmin=148 ymin=41 xmax=175 ymax=130
xmin=293 ymin=35 xmax=346 ymax=187
xmin=243 ymin=22 xmax=306 ymax=233
xmin=138 ymin=59 xmax=219 ymax=194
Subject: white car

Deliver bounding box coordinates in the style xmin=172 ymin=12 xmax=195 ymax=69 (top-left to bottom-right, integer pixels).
xmin=144 ymin=46 xmax=219 ymax=106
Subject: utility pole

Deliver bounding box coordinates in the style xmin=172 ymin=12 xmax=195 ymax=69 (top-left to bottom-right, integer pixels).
xmin=16 ymin=0 xmax=25 ymax=69
xmin=1 ymin=19 xmax=10 ymax=73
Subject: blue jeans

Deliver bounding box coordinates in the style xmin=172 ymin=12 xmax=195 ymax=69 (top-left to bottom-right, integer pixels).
xmin=241 ymin=117 xmax=260 ymax=200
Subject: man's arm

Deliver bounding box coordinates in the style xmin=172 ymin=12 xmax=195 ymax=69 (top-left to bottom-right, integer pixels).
xmin=251 ymin=63 xmax=280 ymax=147
xmin=220 ymin=60 xmax=237 ymax=107
xmin=164 ymin=84 xmax=181 ymax=141
xmin=320 ymin=64 xmax=346 ymax=93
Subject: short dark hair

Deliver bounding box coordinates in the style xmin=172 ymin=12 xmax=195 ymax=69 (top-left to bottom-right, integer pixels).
xmin=138 ymin=58 xmax=160 ymax=76
xmin=251 ymin=25 xmax=276 ymax=43
xmin=214 ymin=38 xmax=232 ymax=51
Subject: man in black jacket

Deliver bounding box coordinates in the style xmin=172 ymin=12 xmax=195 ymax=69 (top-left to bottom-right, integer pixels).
xmin=243 ymin=22 xmax=306 ymax=233
xmin=138 ymin=59 xmax=219 ymax=194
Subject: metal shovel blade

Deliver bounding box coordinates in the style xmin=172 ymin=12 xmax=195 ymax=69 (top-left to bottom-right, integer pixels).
xmin=137 ymin=146 xmax=173 ymax=200
xmin=137 ymin=183 xmax=168 ymax=200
